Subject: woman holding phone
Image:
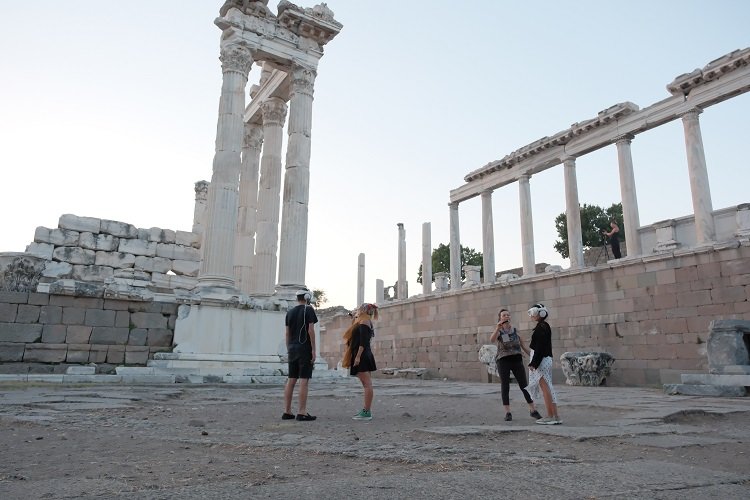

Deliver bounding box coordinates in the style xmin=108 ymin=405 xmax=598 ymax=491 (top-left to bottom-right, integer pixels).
xmin=490 ymin=308 xmax=542 ymax=422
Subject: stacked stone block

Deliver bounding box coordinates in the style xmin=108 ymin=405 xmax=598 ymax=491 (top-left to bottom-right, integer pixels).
xmin=0 ymin=291 xmax=177 ymax=371
xmin=27 ymin=214 xmax=201 ymax=291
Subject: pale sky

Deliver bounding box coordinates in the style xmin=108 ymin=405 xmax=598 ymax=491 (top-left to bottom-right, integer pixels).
xmin=1 ymin=1 xmax=748 ymax=309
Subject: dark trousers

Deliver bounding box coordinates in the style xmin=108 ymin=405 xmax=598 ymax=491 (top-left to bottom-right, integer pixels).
xmin=610 ymin=237 xmax=621 ymax=259
xmin=496 ymin=354 xmax=533 ymax=405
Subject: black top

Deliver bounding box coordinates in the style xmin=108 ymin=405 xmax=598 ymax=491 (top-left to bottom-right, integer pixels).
xmin=349 ymin=323 xmax=376 ymax=375
xmin=528 ymin=320 xmax=553 ymax=369
xmin=285 ymin=304 xmax=318 ymax=354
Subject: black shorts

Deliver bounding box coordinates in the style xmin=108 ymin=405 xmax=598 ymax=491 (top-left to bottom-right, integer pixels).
xmin=288 ymin=349 xmax=313 ymax=379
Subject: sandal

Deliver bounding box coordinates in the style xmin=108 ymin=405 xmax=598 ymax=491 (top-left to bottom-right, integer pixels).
xmin=296 ymin=413 xmax=317 ymax=421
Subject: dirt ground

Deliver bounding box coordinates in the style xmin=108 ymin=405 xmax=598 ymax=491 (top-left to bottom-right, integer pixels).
xmin=0 ymin=379 xmax=748 ymax=499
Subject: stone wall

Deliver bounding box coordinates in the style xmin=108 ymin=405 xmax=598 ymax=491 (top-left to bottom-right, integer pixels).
xmin=0 ymin=291 xmax=177 ymax=373
xmin=25 ymin=214 xmax=201 ymax=294
xmin=319 ymin=243 xmax=750 ymax=386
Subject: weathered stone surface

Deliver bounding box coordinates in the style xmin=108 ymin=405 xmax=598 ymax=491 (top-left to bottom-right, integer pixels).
xmin=42 ymin=324 xmax=67 ymax=343
xmin=26 ymin=242 xmax=54 ymax=260
xmin=35 ymin=227 xmax=80 ymax=246
xmin=90 ymin=327 xmax=129 ymax=345
xmin=151 ymin=273 xmax=198 ymax=290
xmin=79 ymin=232 xmax=118 ymax=252
xmin=664 ymin=383 xmax=747 ymax=396
xmin=146 ymin=328 xmax=173 ymax=347
xmin=155 ymin=243 xmax=200 ymax=261
xmin=84 ymin=309 xmax=116 ymax=327
xmin=131 ymin=312 xmax=167 ymax=329
xmin=561 ymin=351 xmax=616 ymax=386
xmin=66 ymin=325 xmax=92 ymax=343
xmin=0 ymin=342 xmax=24 ymax=362
xmin=119 ymin=239 xmax=157 ymax=257
xmin=72 ymin=265 xmax=114 ymax=282
xmin=125 ymin=346 xmax=150 ymax=365
xmin=0 ymin=323 xmax=42 ymax=343
xmin=175 ymin=230 xmax=201 ymax=248
xmin=42 ymin=261 xmax=73 ymax=278
xmin=149 ymin=228 xmax=176 ymax=244
xmin=66 ymin=349 xmax=91 ymax=363
xmin=47 ymin=280 xmax=104 ymax=297
xmin=16 ymin=304 xmax=40 ymax=323
xmin=89 ymin=345 xmax=108 ymax=363
xmin=53 ymin=247 xmax=96 ymax=265
xmin=134 ymin=256 xmax=172 ymax=274
xmin=171 ymin=259 xmax=200 ymax=277
xmin=0 ymin=291 xmax=28 ymax=304
xmin=95 ymin=251 xmax=136 ymax=269
xmin=128 ymin=328 xmax=147 ymax=346
xmin=707 ymin=319 xmax=750 ymax=371
xmin=106 ymin=345 xmax=126 ymax=364
xmin=39 ymin=305 xmax=63 ymax=324
xmin=0 ymin=303 xmax=17 ymax=322
xmin=24 ymin=344 xmax=67 ymax=363
xmin=101 ymin=219 xmax=138 ymax=238
xmin=59 ymin=214 xmax=100 ymax=234
xmin=62 ymin=307 xmax=85 ymax=325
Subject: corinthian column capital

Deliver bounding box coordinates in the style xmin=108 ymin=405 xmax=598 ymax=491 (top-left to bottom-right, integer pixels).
xmin=261 ymin=97 xmax=288 ymax=127
xmin=290 ymin=64 xmax=317 ymax=98
xmin=220 ymin=44 xmax=254 ymax=76
xmin=243 ymin=123 xmax=263 ymax=150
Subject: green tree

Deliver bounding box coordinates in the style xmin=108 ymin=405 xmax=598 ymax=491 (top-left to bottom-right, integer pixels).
xmin=312 ymin=289 xmax=327 ymax=307
xmin=554 ymin=203 xmax=624 ymax=259
xmin=417 ymin=243 xmax=483 ymax=284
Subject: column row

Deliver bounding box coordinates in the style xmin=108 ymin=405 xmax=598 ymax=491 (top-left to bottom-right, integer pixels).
xmin=445 ymin=108 xmax=714 ymax=288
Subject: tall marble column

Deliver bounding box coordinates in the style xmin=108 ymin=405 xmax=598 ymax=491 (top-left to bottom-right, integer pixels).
xmin=277 ymin=65 xmax=317 ymax=297
xmin=422 ymin=222 xmax=432 ymax=295
xmin=563 ymin=157 xmax=584 ymax=268
xmin=357 ymin=253 xmax=365 ymax=306
xmin=198 ymin=44 xmax=254 ymax=290
xmin=518 ymin=173 xmax=536 ymax=276
xmin=615 ymin=135 xmax=642 ymax=256
xmin=375 ymin=279 xmax=384 ymax=305
xmin=681 ymin=108 xmax=715 ymax=245
xmin=253 ymin=97 xmax=288 ymax=295
xmin=480 ymin=190 xmax=496 ymax=284
xmin=397 ymin=223 xmax=407 ymax=299
xmin=449 ymin=202 xmax=461 ymax=289
xmin=234 ymin=123 xmax=263 ymax=293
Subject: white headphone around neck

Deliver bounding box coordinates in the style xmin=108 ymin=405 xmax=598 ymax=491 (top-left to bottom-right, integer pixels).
xmin=527 ymin=303 xmax=548 ymax=319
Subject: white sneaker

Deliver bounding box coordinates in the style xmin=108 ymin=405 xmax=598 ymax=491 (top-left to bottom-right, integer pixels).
xmin=535 ymin=417 xmax=557 ymax=425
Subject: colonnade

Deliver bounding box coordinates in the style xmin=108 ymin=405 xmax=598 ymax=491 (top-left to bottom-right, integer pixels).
xmin=447 ymin=109 xmax=715 ymax=287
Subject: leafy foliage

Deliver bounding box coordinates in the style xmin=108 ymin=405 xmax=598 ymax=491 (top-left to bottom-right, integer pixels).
xmin=312 ymin=289 xmax=327 ymax=307
xmin=417 ymin=243 xmax=483 ymax=284
xmin=554 ymin=203 xmax=623 ymax=259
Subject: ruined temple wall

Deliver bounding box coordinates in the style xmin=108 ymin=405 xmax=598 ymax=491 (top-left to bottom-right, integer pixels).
xmin=320 ymin=243 xmax=750 ymax=386
xmin=26 ymin=214 xmax=201 ymax=291
xmin=0 ymin=291 xmax=176 ymax=372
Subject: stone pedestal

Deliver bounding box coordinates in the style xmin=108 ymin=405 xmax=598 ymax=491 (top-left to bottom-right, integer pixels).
xmin=560 ymin=351 xmax=615 ymax=386
xmin=170 ymin=300 xmax=328 ymax=376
